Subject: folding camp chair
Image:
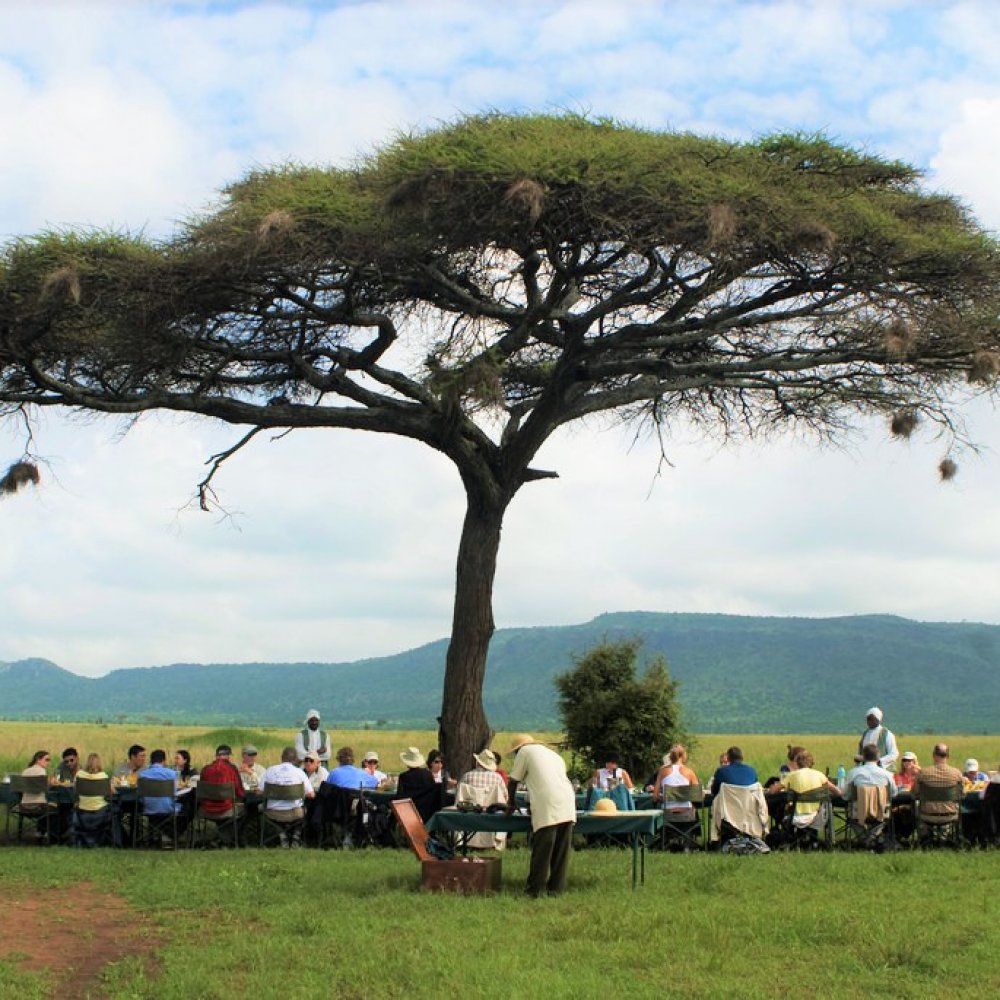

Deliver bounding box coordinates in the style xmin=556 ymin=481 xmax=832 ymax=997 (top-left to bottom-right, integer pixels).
xmin=260 ymin=783 xmax=307 ymax=848
xmin=133 ymin=777 xmax=179 ymax=849
xmin=5 ymin=775 xmax=55 ymax=843
xmin=778 ymin=786 xmax=833 ymax=851
xmin=190 ymin=781 xmax=242 ymax=848
xmin=659 ymin=785 xmax=704 ymax=851
xmin=916 ymin=782 xmax=964 ymax=847
xmin=72 ymin=776 xmax=114 ymax=848
xmin=844 ymin=783 xmax=893 ymax=851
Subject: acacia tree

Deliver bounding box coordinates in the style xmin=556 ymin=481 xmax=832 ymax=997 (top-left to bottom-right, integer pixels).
xmin=2 ymin=114 xmax=999 ymax=772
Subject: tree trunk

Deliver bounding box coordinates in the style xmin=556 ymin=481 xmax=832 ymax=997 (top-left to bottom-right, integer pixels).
xmin=438 ymin=491 xmax=506 ymax=779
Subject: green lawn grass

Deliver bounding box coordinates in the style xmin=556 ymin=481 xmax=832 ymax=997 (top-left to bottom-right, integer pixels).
xmin=2 ymin=844 xmax=999 ymax=999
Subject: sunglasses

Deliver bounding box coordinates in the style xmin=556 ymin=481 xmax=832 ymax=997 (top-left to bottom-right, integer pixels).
xmin=365 ymin=760 xmax=379 ymax=766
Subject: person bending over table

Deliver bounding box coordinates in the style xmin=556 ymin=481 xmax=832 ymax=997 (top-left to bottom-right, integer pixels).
xmin=505 ymin=733 xmax=576 ymax=898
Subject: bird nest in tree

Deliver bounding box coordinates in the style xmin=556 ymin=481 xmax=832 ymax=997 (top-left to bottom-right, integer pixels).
xmin=0 ymin=460 xmax=40 ymax=495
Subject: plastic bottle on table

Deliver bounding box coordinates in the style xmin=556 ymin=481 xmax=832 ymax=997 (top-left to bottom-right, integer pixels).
xmin=836 ymin=764 xmax=846 ymax=792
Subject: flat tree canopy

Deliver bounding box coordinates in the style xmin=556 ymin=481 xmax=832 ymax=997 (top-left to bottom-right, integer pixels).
xmin=2 ymin=113 xmax=999 ymax=770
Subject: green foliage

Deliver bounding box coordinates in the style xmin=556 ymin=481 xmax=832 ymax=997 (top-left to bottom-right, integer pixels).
xmin=555 ymin=639 xmax=685 ymax=782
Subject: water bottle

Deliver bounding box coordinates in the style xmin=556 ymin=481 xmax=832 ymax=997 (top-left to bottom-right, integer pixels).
xmin=836 ymin=764 xmax=846 ymax=792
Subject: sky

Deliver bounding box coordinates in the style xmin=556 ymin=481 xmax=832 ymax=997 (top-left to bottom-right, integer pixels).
xmin=2 ymin=0 xmax=1000 ymax=678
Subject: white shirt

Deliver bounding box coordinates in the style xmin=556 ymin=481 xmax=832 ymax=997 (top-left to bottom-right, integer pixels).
xmin=261 ymin=761 xmax=313 ymax=810
xmin=509 ymin=743 xmax=576 ymax=831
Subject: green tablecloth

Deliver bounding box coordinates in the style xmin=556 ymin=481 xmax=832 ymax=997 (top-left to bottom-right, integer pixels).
xmin=426 ymin=809 xmax=663 ymax=888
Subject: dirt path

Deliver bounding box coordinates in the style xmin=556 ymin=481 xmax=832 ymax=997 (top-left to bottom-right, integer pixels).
xmin=0 ymin=882 xmax=157 ymax=999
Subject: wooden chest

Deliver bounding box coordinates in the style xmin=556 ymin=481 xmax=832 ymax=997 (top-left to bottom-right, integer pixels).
xmin=420 ymin=856 xmax=502 ymax=894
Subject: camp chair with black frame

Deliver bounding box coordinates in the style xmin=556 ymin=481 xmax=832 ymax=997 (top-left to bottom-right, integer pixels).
xmin=915 ymin=782 xmax=965 ymax=848
xmin=132 ymin=777 xmax=179 ymax=849
xmin=709 ymin=782 xmax=769 ymax=848
xmin=844 ymin=783 xmax=893 ymax=851
xmin=5 ymin=774 xmax=55 ymax=844
xmin=658 ymin=785 xmax=704 ymax=851
xmin=981 ymin=783 xmax=1000 ymax=847
xmin=72 ymin=776 xmax=114 ymax=848
xmin=259 ymin=783 xmax=307 ymax=848
xmin=354 ymin=787 xmax=396 ymax=848
xmin=190 ymin=781 xmax=242 ymax=848
xmin=314 ymin=783 xmax=360 ymax=848
xmin=778 ymin=787 xmax=833 ymax=851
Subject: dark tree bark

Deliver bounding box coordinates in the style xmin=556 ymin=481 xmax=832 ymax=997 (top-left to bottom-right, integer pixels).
xmin=439 ymin=492 xmax=507 ymax=775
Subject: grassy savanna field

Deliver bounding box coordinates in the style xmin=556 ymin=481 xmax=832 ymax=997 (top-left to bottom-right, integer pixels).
xmin=3 ymin=724 xmax=1000 ymax=999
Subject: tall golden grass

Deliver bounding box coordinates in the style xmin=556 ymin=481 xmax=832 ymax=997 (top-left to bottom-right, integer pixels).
xmin=3 ymin=721 xmax=998 ymax=781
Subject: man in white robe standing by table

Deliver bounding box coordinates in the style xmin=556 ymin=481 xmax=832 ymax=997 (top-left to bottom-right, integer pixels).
xmin=505 ymin=733 xmax=576 ymax=898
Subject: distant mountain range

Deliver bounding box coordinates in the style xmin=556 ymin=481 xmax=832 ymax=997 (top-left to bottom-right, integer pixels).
xmin=2 ymin=611 xmax=998 ymax=732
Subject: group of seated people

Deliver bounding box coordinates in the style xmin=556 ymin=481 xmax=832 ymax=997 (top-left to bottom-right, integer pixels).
xmin=584 ymin=736 xmax=999 ymax=849
xmin=7 ymin=738 xmax=506 ymax=849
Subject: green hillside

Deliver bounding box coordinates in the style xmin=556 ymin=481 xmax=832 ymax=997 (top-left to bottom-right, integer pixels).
xmin=2 ymin=612 xmax=998 ymax=732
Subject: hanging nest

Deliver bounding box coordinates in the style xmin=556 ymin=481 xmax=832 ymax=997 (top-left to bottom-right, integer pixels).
xmin=968 ymin=350 xmax=1000 ymax=385
xmin=255 ymin=209 xmax=295 ymax=247
xmin=889 ymin=411 xmax=918 ymax=439
xmin=707 ymin=203 xmax=738 ymax=244
xmin=40 ymin=266 xmax=82 ymax=305
xmin=884 ymin=318 xmax=914 ymax=357
xmin=793 ymin=219 xmax=837 ymax=253
xmin=938 ymin=457 xmax=958 ymax=481
xmin=503 ymin=178 xmax=545 ymax=223
xmin=0 ymin=460 xmax=40 ymax=496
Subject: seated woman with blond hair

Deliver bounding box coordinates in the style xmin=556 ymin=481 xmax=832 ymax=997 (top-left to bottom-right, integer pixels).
xmin=653 ymin=745 xmax=700 ymax=820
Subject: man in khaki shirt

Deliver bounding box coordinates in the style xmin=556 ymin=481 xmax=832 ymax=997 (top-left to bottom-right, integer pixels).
xmin=915 ymin=743 xmax=963 ymax=835
xmin=506 ymin=734 xmax=576 ymax=897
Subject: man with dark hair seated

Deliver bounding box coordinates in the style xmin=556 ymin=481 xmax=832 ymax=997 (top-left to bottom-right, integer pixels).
xmin=137 ymin=749 xmax=183 ymax=847
xmin=113 ymin=744 xmax=146 ymax=780
xmin=198 ymin=744 xmax=246 ymax=845
xmin=710 ymin=746 xmax=758 ymax=796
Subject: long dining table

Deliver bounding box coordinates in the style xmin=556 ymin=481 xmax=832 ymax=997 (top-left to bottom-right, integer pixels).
xmin=425 ymin=807 xmax=664 ymax=888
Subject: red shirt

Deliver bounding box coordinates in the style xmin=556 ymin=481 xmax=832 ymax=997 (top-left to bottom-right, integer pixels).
xmin=199 ymin=758 xmax=245 ymax=816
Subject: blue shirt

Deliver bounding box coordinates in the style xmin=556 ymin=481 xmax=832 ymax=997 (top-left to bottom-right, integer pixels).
xmin=711 ymin=761 xmax=759 ymax=796
xmin=325 ymin=764 xmax=377 ymax=790
xmin=138 ymin=763 xmax=180 ymax=814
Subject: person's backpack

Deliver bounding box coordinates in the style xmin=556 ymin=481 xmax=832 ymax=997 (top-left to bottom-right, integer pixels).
xmin=721 ymin=835 xmax=770 ymax=855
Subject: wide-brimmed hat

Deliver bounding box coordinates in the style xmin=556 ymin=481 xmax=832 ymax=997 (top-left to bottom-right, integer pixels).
xmin=302 ymin=750 xmax=319 ymax=763
xmin=363 ymin=751 xmax=379 ymax=763
xmin=965 ymin=758 xmax=979 ymax=772
xmin=901 ymin=751 xmax=917 ymax=762
xmin=507 ymin=733 xmax=538 ymax=755
xmin=241 ymin=745 xmax=258 ymax=756
xmin=400 ymin=746 xmax=426 ymax=768
xmin=473 ymin=750 xmax=497 ymax=772
xmin=591 ymin=797 xmax=618 ymax=816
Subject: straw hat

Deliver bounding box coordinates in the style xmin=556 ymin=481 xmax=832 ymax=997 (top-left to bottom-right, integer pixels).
xmin=400 ymin=746 xmax=426 ymax=768
xmin=473 ymin=749 xmax=497 ymax=772
xmin=507 ymin=733 xmax=538 ymax=755
xmin=591 ymin=797 xmax=618 ymax=816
